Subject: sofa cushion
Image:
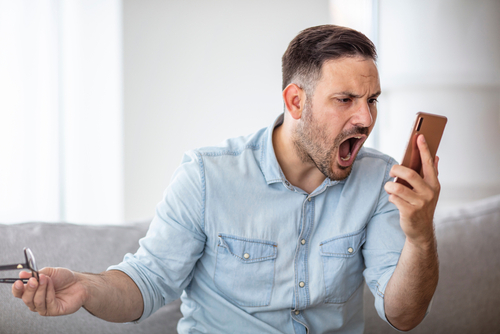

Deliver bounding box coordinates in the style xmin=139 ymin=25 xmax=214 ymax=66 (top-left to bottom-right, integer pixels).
xmin=363 ymin=194 xmax=500 ymax=333
xmin=0 ymin=221 xmax=182 ymax=334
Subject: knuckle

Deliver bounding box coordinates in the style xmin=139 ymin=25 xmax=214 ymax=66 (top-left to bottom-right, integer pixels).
xmin=417 ymin=199 xmax=426 ymax=208
xmin=34 ymin=299 xmax=45 ymax=310
xmin=400 ymin=168 xmax=417 ymax=182
xmin=424 ymin=186 xmax=437 ymax=199
xmin=21 ymin=294 xmax=31 ymax=305
xmin=408 ymin=169 xmax=420 ymax=180
xmin=392 ymin=183 xmax=405 ymax=195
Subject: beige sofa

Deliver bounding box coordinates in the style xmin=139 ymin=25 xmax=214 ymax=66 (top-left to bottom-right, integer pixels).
xmin=1 ymin=194 xmax=499 ymax=333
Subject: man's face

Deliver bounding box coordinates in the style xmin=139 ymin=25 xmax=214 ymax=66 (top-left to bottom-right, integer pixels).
xmin=292 ymin=56 xmax=381 ymax=181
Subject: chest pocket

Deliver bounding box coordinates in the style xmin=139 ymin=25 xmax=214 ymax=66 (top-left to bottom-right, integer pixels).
xmin=320 ymin=227 xmax=367 ymax=304
xmin=214 ymin=234 xmax=277 ymax=307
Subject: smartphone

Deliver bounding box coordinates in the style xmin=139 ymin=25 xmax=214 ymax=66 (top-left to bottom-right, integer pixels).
xmin=395 ymin=112 xmax=447 ymax=189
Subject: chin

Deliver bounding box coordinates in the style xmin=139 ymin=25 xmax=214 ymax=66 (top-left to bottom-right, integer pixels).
xmin=326 ymin=164 xmax=353 ymax=181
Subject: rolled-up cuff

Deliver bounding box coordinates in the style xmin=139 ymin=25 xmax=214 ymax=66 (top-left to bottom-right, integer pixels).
xmin=107 ymin=261 xmax=152 ymax=323
xmin=374 ymin=268 xmax=433 ymax=332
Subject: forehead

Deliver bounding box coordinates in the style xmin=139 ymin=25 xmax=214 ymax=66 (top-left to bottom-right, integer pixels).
xmin=316 ymin=56 xmax=380 ymax=93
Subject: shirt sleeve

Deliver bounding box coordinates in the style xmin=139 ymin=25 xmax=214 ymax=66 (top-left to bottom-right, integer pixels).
xmin=362 ymin=157 xmax=407 ymax=328
xmin=108 ymin=150 xmax=207 ymax=322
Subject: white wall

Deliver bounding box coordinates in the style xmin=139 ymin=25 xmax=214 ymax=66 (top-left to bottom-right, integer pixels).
xmin=122 ymin=0 xmax=500 ymax=222
xmin=376 ymin=0 xmax=500 ymax=211
xmin=0 ymin=0 xmax=123 ymax=224
xmin=0 ymin=1 xmax=60 ymax=222
xmin=122 ymin=0 xmax=331 ymax=222
xmin=60 ymin=0 xmax=124 ymax=224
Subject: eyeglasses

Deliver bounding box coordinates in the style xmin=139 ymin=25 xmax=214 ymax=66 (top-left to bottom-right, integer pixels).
xmin=0 ymin=248 xmax=39 ymax=284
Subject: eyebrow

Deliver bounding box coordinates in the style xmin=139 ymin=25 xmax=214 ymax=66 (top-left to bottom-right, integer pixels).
xmin=334 ymin=91 xmax=382 ymax=99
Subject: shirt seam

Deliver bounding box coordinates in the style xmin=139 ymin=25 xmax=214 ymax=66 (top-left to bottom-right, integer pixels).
xmin=356 ymin=151 xmax=394 ymax=164
xmin=305 ymin=197 xmax=313 ymax=307
xmin=195 ymin=151 xmax=207 ymax=232
xmin=260 ymin=129 xmax=268 ymax=181
xmin=198 ymin=144 xmax=260 ymax=157
xmin=372 ymin=157 xmax=397 ymax=218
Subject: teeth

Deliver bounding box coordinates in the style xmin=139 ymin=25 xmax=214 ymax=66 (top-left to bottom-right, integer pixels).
xmin=354 ymin=136 xmax=361 ymax=139
xmin=340 ymin=152 xmax=351 ymax=161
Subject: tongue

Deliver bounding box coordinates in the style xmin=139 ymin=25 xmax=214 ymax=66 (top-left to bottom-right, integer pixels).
xmin=339 ymin=139 xmax=351 ymax=159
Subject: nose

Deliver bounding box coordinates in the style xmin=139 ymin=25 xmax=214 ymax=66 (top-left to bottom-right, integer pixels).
xmin=351 ymin=101 xmax=373 ymax=128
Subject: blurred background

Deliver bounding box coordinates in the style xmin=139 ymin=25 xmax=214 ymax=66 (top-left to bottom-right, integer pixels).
xmin=0 ymin=0 xmax=499 ymax=225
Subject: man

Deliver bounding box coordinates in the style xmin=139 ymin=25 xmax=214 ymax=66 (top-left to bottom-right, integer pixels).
xmin=13 ymin=25 xmax=439 ymax=333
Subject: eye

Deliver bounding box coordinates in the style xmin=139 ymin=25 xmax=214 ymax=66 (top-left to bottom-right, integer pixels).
xmin=368 ymin=98 xmax=378 ymax=104
xmin=337 ymin=98 xmax=351 ymax=103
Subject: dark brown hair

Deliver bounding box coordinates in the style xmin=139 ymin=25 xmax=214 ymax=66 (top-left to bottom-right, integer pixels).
xmin=282 ymin=25 xmax=377 ymax=94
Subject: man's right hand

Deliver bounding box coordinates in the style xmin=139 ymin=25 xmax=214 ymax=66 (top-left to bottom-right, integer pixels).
xmin=12 ymin=267 xmax=87 ymax=317
xmin=11 ymin=267 xmax=144 ymax=322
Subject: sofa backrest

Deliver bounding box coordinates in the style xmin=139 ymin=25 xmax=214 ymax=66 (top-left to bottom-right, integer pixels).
xmin=0 ymin=221 xmax=181 ymax=334
xmin=2 ymin=194 xmax=499 ymax=333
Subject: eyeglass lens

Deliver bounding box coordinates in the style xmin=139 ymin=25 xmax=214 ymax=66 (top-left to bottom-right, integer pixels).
xmin=24 ymin=248 xmax=39 ymax=279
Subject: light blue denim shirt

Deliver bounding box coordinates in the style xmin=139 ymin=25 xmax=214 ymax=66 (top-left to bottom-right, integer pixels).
xmin=109 ymin=114 xmax=406 ymax=333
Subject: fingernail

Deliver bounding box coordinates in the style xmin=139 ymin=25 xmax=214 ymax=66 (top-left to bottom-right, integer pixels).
xmin=29 ymin=278 xmax=36 ymax=288
xmin=14 ymin=282 xmax=22 ymax=290
xmin=420 ymin=135 xmax=426 ymax=143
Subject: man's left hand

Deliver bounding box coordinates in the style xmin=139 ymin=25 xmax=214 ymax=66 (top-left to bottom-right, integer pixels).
xmin=384 ymin=134 xmax=440 ymax=246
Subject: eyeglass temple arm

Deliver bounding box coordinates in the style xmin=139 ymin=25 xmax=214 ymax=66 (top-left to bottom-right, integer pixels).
xmin=0 ymin=278 xmax=30 ymax=284
xmin=0 ymin=263 xmax=28 ymax=271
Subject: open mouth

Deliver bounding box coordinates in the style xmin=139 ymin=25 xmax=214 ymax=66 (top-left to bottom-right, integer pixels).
xmin=337 ymin=135 xmax=367 ymax=167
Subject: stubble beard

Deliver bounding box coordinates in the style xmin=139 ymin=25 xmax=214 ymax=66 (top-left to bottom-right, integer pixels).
xmin=292 ymin=101 xmax=367 ymax=181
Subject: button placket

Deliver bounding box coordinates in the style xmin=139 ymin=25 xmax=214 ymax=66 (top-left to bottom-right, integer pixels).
xmin=294 ymin=195 xmax=313 ymax=311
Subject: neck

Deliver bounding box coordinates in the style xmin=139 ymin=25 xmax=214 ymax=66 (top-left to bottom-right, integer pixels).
xmin=272 ymin=121 xmax=327 ymax=194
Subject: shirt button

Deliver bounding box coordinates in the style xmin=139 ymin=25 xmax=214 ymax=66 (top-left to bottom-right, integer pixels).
xmin=285 ymin=181 xmax=290 ymax=186
xmin=347 ymin=247 xmax=354 ymax=253
xmin=294 ymin=310 xmax=300 ymax=315
xmin=243 ymin=253 xmax=250 ymax=259
xmin=299 ymin=281 xmax=305 ymax=288
xmin=301 ymin=239 xmax=306 ymax=245
xmin=308 ymin=197 xmax=312 ymax=202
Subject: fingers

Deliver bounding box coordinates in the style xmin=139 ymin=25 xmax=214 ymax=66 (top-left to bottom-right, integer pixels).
xmin=45 ymin=274 xmax=57 ymax=313
xmin=434 ymin=156 xmax=440 ymax=176
xmin=19 ymin=270 xmax=32 ymax=279
xmin=21 ymin=277 xmax=40 ymax=313
xmin=390 ymin=165 xmax=427 ymax=193
xmin=12 ymin=279 xmax=25 ymax=298
xmin=12 ymin=271 xmax=51 ymax=316
xmin=385 ymin=180 xmax=433 ymax=207
xmin=416 ymin=135 xmax=439 ymax=188
xmin=33 ymin=274 xmax=48 ymax=315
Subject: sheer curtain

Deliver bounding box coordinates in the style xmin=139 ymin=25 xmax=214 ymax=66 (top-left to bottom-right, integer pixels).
xmin=0 ymin=0 xmax=123 ymax=224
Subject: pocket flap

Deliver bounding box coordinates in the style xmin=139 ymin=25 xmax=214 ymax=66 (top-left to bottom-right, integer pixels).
xmin=320 ymin=228 xmax=366 ymax=257
xmin=218 ymin=234 xmax=277 ymax=263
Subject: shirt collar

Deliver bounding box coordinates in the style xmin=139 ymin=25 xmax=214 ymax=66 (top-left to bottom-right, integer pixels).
xmin=260 ymin=113 xmax=345 ymax=189
xmin=260 ymin=114 xmax=285 ymax=185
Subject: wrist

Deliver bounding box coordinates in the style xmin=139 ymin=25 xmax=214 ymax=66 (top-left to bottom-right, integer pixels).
xmin=74 ymin=271 xmax=98 ymax=308
xmin=405 ymin=234 xmax=437 ymax=257
xmin=73 ymin=271 xmax=91 ymax=307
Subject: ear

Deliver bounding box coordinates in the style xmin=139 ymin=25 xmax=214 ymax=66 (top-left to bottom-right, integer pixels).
xmin=282 ymin=84 xmax=306 ymax=120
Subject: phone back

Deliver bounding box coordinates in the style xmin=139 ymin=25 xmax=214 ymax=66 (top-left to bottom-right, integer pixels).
xmin=398 ymin=112 xmax=447 ymax=187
